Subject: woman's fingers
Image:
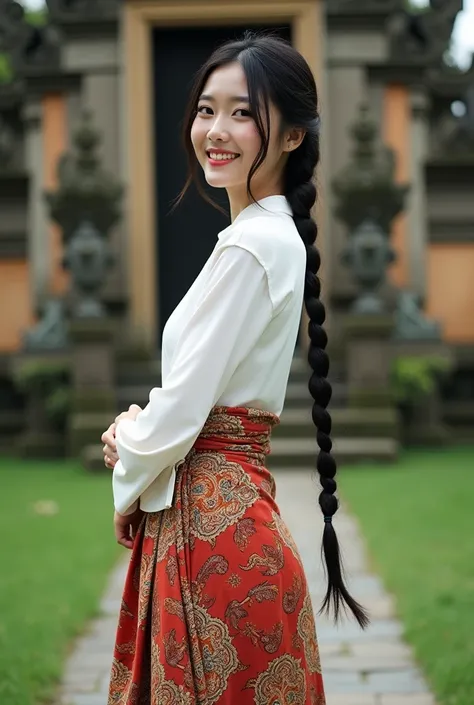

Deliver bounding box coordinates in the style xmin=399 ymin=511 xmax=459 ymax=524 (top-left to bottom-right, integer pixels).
xmin=103 ymin=444 xmax=118 ymax=468
xmin=115 ymin=523 xmax=133 ymax=550
xmin=114 ymin=511 xmax=135 ymax=550
xmin=101 ymin=423 xmax=117 ymax=451
xmin=103 ymin=444 xmax=118 ymax=461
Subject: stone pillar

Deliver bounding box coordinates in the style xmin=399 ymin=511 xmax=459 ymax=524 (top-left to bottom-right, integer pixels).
xmin=408 ymin=90 xmax=430 ymax=301
xmin=62 ymin=33 xmax=126 ymax=303
xmin=41 ymin=110 xmax=124 ymax=468
xmin=68 ymin=320 xmax=117 ymax=470
xmin=345 ymin=314 xmax=394 ymax=407
xmin=341 ymin=313 xmax=399 ymax=461
xmin=23 ymin=99 xmax=50 ymax=313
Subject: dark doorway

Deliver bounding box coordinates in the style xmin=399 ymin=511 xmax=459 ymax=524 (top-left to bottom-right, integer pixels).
xmin=152 ymin=24 xmax=291 ymax=342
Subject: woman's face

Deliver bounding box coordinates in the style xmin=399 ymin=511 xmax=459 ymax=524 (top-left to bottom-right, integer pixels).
xmin=190 ymin=62 xmax=288 ymax=205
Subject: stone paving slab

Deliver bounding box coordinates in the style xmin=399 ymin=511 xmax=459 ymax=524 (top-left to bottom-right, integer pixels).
xmin=379 ymin=696 xmax=437 ymax=705
xmin=327 ymin=696 xmax=378 ymax=705
xmin=57 ymin=467 xmax=437 ymax=705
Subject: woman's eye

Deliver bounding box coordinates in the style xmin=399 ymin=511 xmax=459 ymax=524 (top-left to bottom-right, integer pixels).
xmin=234 ymin=109 xmax=252 ymax=117
xmin=197 ymin=106 xmax=213 ymax=115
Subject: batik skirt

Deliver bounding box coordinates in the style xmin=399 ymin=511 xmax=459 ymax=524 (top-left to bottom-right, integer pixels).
xmin=108 ymin=406 xmax=325 ymax=705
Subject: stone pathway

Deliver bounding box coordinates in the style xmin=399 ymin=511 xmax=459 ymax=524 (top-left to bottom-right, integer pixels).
xmin=58 ymin=467 xmax=436 ymax=705
xmin=276 ymin=468 xmax=436 ymax=705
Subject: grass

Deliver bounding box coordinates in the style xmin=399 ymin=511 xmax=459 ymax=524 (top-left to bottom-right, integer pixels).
xmin=339 ymin=445 xmax=474 ymax=705
xmin=0 ymin=458 xmax=121 ymax=705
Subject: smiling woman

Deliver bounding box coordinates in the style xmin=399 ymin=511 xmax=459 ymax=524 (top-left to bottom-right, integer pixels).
xmin=188 ymin=63 xmax=297 ymax=222
xmin=104 ymin=30 xmax=368 ymax=705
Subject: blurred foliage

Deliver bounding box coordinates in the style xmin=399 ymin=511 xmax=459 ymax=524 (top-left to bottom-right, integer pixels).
xmin=45 ymin=385 xmax=72 ymax=431
xmin=14 ymin=360 xmax=69 ymax=396
xmin=0 ymin=54 xmax=12 ymax=84
xmin=390 ymin=355 xmax=451 ymax=407
xmin=25 ymin=9 xmax=48 ymax=27
xmin=13 ymin=360 xmax=71 ymax=431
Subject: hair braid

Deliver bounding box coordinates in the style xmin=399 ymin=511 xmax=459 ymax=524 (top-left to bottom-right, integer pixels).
xmin=179 ymin=30 xmax=368 ymax=627
xmin=285 ymin=131 xmax=369 ymax=628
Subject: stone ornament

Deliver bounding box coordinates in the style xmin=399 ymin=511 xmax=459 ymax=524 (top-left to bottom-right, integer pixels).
xmin=22 ymin=299 xmax=68 ymax=350
xmin=63 ymin=220 xmax=114 ymax=318
xmin=341 ymin=219 xmax=396 ymax=314
xmin=388 ymin=0 xmax=463 ymax=66
xmin=45 ymin=110 xmax=124 ymax=243
xmin=332 ymin=103 xmax=409 ymax=234
xmin=393 ymin=291 xmax=441 ymax=340
xmin=0 ymin=0 xmax=60 ymax=77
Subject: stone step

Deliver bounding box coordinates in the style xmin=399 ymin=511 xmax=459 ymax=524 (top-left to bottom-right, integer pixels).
xmin=268 ymin=437 xmax=398 ymax=468
xmin=116 ymin=353 xmax=314 ymax=386
xmin=116 ymin=382 xmax=348 ymax=415
xmin=284 ymin=381 xmax=347 ymax=408
xmin=276 ymin=407 xmax=399 ymax=439
xmin=116 ymin=359 xmax=162 ymax=386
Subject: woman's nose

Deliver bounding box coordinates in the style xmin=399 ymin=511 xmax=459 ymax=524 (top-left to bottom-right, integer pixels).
xmin=207 ymin=116 xmax=229 ymax=143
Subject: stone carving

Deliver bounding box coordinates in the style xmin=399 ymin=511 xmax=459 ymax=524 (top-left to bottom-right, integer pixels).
xmin=0 ymin=0 xmax=60 ymax=77
xmin=63 ymin=220 xmax=114 ymax=318
xmin=393 ymin=291 xmax=441 ymax=340
xmin=332 ymin=103 xmax=409 ymax=233
xmin=388 ymin=0 xmax=462 ymax=66
xmin=45 ymin=110 xmax=124 ymax=243
xmin=22 ymin=298 xmax=68 ymax=350
xmin=341 ymin=219 xmax=396 ymax=314
xmin=431 ymin=85 xmax=474 ymax=155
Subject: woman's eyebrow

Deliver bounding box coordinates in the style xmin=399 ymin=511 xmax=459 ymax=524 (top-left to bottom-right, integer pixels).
xmin=199 ymin=94 xmax=250 ymax=103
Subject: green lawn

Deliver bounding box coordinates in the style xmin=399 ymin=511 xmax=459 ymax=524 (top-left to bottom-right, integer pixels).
xmin=0 ymin=459 xmax=121 ymax=705
xmin=339 ymin=446 xmax=474 ymax=705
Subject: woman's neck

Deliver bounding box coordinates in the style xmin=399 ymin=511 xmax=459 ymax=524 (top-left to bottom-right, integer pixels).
xmin=227 ymin=184 xmax=285 ymax=223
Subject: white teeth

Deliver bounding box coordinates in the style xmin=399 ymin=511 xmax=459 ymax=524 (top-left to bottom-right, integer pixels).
xmin=209 ymin=153 xmax=238 ymax=161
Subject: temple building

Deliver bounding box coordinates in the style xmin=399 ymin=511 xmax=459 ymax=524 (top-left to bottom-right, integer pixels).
xmin=0 ymin=0 xmax=473 ymax=460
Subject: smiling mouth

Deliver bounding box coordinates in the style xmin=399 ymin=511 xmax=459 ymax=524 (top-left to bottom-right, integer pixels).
xmin=206 ymin=151 xmax=240 ymax=162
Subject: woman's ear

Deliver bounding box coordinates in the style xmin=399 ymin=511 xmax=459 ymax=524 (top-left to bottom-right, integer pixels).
xmin=284 ymin=127 xmax=306 ymax=152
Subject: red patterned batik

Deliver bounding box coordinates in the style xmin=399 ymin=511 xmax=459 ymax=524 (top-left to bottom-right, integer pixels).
xmin=108 ymin=406 xmax=325 ymax=705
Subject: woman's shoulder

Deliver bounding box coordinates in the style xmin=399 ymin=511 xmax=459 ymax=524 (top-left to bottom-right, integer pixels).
xmin=217 ymin=213 xmax=306 ymax=312
xmin=221 ymin=212 xmax=305 ymax=267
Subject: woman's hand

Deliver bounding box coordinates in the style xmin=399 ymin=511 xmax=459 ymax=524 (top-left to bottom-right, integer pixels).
xmin=101 ymin=405 xmax=142 ymax=469
xmin=114 ymin=507 xmax=144 ymax=549
xmin=102 ymin=422 xmax=117 ymax=469
xmin=115 ymin=404 xmax=142 ymax=426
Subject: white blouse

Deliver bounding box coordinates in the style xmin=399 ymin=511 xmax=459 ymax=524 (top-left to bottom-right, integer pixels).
xmin=113 ymin=195 xmax=306 ymax=515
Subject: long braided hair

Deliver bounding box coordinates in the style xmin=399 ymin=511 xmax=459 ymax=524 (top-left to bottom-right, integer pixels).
xmin=178 ymin=32 xmax=369 ymax=627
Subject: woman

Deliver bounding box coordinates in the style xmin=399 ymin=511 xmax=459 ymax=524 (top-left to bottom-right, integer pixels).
xmin=102 ymin=32 xmax=368 ymax=705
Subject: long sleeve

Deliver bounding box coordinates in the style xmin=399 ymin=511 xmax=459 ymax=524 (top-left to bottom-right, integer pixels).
xmin=113 ymin=245 xmax=273 ymax=515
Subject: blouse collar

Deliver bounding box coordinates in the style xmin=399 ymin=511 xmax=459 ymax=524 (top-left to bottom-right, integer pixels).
xmin=218 ymin=195 xmax=293 ymax=239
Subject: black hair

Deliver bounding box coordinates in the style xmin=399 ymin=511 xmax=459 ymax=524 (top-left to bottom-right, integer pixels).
xmin=177 ymin=31 xmax=369 ymax=628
